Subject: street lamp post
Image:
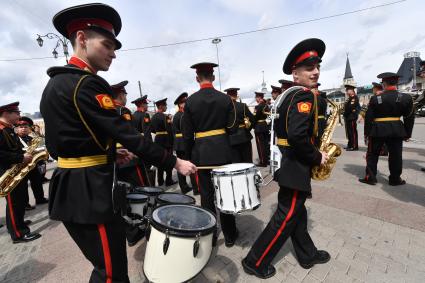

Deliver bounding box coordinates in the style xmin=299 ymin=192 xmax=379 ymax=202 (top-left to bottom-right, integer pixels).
xmin=36 ymin=33 xmax=70 ymax=63
xmin=211 ymin=38 xmax=222 ymax=91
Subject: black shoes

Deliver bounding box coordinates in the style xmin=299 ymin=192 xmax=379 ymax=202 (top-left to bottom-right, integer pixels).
xmin=242 ymin=258 xmax=276 ymax=279
xmin=36 ymin=198 xmax=49 ymax=205
xmin=346 ymin=147 xmax=358 ymax=151
xmin=25 ymin=204 xmax=35 ymax=211
xmin=181 ymin=186 xmax=192 ymax=195
xmin=127 ymin=230 xmax=145 ymax=247
xmin=358 ymin=177 xmax=377 ymax=185
xmin=421 ymin=168 xmax=425 ymax=172
xmin=13 ymin=232 xmax=41 ymax=244
xmin=299 ymin=250 xmax=331 ymax=269
xmin=225 ymin=230 xmax=239 ymax=248
xmin=389 ymin=179 xmax=406 ymax=186
xmin=42 ymin=177 xmax=50 ymax=184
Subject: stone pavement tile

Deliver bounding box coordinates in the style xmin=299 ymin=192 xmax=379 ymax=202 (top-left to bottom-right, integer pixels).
xmin=323 ymin=270 xmax=354 ymax=283
xmin=274 ymin=259 xmax=295 ymax=282
xmin=302 ymin=273 xmax=321 ymax=283
xmin=386 ymin=260 xmax=407 ymax=281
xmin=308 ymin=260 xmax=332 ymax=281
xmin=289 ymin=264 xmax=310 ymax=281
xmin=336 ymin=246 xmax=355 ymax=261
xmin=405 ymin=265 xmax=425 ymax=283
xmin=388 ymin=247 xmax=409 ymax=265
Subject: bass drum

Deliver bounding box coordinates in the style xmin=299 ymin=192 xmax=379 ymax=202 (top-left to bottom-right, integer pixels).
xmin=156 ymin=192 xmax=195 ymax=206
xmin=212 ymin=163 xmax=262 ymax=214
xmin=144 ymin=204 xmax=216 ymax=283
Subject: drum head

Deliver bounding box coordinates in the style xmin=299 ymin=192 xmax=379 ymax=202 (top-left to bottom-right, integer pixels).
xmin=212 ymin=163 xmax=255 ymax=173
xmin=126 ymin=193 xmax=148 ymax=203
xmin=151 ymin=204 xmax=216 ymax=236
xmin=157 ymin=193 xmax=195 ymax=205
xmin=134 ymin=186 xmax=163 ymax=196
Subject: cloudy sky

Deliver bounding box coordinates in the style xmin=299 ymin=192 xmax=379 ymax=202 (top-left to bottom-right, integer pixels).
xmin=0 ymin=0 xmax=423 ymax=113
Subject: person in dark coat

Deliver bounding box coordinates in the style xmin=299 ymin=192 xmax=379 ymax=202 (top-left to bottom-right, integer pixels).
xmin=279 ymin=79 xmax=293 ymax=93
xmin=359 ymin=72 xmax=415 ymax=186
xmin=224 ymin=88 xmax=255 ymax=163
xmin=182 ymin=62 xmax=239 ymax=247
xmin=151 ymin=98 xmax=177 ymax=186
xmin=15 ymin=117 xmax=49 ymax=209
xmin=131 ymin=95 xmax=152 ymax=142
xmin=0 ymin=102 xmax=41 ymax=243
xmin=39 ymin=4 xmax=196 ymax=282
xmin=254 ymin=92 xmax=270 ymax=167
xmin=173 ymin=92 xmax=199 ymax=194
xmin=343 ymin=83 xmax=360 ymax=151
xmin=242 ymin=38 xmax=331 ymax=279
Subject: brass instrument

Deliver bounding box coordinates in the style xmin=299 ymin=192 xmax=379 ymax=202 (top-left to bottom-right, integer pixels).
xmin=311 ymin=99 xmax=342 ymax=180
xmin=0 ymin=134 xmax=49 ymax=197
xmin=359 ymin=104 xmax=368 ymax=119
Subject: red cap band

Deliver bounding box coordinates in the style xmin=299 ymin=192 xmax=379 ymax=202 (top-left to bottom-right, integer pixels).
xmin=66 ymin=18 xmax=115 ymax=36
xmin=16 ymin=120 xmax=29 ymax=126
xmin=293 ymin=50 xmax=318 ymax=67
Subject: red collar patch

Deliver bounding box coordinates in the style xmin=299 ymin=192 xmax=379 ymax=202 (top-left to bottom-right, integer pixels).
xmin=200 ymin=82 xmax=214 ymax=89
xmin=69 ymin=56 xmax=95 ymax=73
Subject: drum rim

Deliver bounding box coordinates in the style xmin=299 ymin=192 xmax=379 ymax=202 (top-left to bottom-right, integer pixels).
xmin=157 ymin=192 xmax=196 ymax=205
xmin=211 ymin=167 xmax=257 ymax=176
xmin=126 ymin=193 xmax=149 ymax=203
xmin=212 ymin=163 xmax=255 ymax=173
xmin=134 ymin=186 xmax=163 ymax=195
xmin=150 ymin=204 xmax=216 ymax=237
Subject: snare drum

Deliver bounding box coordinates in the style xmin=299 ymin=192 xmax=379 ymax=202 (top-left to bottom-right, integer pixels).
xmin=134 ymin=186 xmax=163 ymax=206
xmin=144 ymin=204 xmax=216 ymax=283
xmin=212 ymin=163 xmax=262 ymax=214
xmin=156 ymin=192 xmax=195 ymax=206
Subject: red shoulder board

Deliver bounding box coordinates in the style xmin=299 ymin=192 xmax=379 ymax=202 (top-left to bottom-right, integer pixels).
xmin=95 ymin=94 xmax=115 ymax=110
xmin=297 ymin=102 xmax=312 ymax=113
xmin=123 ymin=113 xmax=132 ymax=121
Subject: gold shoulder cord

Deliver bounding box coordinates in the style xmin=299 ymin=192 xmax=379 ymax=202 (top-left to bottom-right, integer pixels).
xmin=73 ymin=75 xmax=107 ymax=151
xmin=285 ymin=90 xmax=301 ymax=133
xmin=226 ymin=97 xmax=237 ymax=129
xmin=312 ymin=92 xmax=318 ymax=137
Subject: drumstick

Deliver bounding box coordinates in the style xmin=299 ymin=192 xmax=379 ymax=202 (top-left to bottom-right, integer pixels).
xmin=196 ymin=165 xmax=225 ymax=170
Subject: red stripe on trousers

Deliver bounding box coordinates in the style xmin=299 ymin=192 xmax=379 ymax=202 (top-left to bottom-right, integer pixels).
xmin=135 ymin=165 xmax=145 ymax=186
xmin=255 ymin=190 xmax=298 ymax=267
xmin=98 ymin=224 xmax=113 ymax=283
xmin=256 ymin=135 xmax=264 ymax=164
xmin=195 ymin=172 xmax=200 ymax=192
xmin=7 ymin=195 xmax=21 ymax=238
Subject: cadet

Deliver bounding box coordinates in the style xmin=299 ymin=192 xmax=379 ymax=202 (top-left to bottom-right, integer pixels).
xmin=131 ymin=95 xmax=152 ymax=142
xmin=224 ymin=87 xmax=255 ymax=163
xmin=271 ymin=85 xmax=282 ymax=101
xmin=173 ymin=92 xmax=199 ymax=194
xmin=242 ymin=39 xmax=331 ymax=279
xmin=182 ymin=62 xmax=239 ymax=247
xmin=40 ymin=4 xmax=196 ymax=281
xmin=359 ymin=72 xmax=414 ymax=186
xmin=343 ymin=83 xmax=360 ymax=151
xmin=279 ymin=79 xmax=293 ymax=92
xmin=254 ymin=91 xmax=270 ymax=167
xmin=151 ymin=98 xmax=177 ymax=186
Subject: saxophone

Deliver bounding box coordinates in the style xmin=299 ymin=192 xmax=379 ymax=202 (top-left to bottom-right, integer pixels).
xmin=311 ymin=99 xmax=342 ymax=180
xmin=0 ymin=135 xmax=49 ymax=197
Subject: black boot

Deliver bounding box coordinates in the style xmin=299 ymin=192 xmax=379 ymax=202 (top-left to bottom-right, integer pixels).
xmin=299 ymin=250 xmax=331 ymax=269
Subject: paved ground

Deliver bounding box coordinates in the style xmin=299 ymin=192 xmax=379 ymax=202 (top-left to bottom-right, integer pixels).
xmin=1 ymin=118 xmax=425 ymax=282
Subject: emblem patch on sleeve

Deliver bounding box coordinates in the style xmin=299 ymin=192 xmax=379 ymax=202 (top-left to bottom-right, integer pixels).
xmin=95 ymin=94 xmax=115 ymax=110
xmin=297 ymin=102 xmax=312 ymax=113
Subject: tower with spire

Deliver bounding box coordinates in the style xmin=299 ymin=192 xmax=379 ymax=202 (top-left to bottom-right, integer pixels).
xmin=261 ymin=70 xmax=268 ymax=94
xmin=343 ymin=53 xmax=356 ymax=87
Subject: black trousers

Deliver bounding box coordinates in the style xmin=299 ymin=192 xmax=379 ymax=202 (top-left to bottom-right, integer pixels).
xmin=346 ymin=120 xmax=358 ymax=149
xmin=157 ymin=148 xmax=173 ymax=186
xmin=63 ymin=215 xmax=129 ymax=283
xmin=176 ymin=151 xmax=198 ymax=193
xmin=6 ymin=179 xmax=30 ymax=240
xmin=231 ymin=142 xmax=253 ymax=163
xmin=25 ymin=167 xmax=46 ymax=204
xmin=118 ymin=160 xmax=152 ymax=188
xmin=365 ymin=137 xmax=403 ymax=182
xmin=255 ymin=132 xmax=269 ymax=165
xmin=244 ymin=188 xmax=317 ymax=271
xmin=196 ymin=169 xmax=236 ymax=240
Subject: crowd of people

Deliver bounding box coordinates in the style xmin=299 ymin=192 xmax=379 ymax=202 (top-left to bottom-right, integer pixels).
xmin=0 ymin=2 xmax=421 ymax=282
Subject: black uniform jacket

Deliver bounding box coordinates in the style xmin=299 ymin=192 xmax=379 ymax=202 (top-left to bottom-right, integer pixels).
xmin=182 ymin=86 xmax=237 ymax=166
xmin=254 ymin=101 xmax=269 ymax=133
xmin=364 ymin=90 xmax=414 ymax=138
xmin=0 ymin=122 xmax=24 ymax=174
xmin=132 ymin=110 xmax=152 ymax=142
xmin=275 ymin=87 xmax=322 ymax=192
xmin=172 ymin=111 xmax=185 ymax=152
xmin=229 ymin=101 xmax=255 ymax=146
xmin=317 ymin=93 xmax=328 ymax=143
xmin=151 ymin=112 xmax=173 ymax=149
xmin=40 ymin=65 xmax=176 ymax=224
xmin=343 ymin=95 xmax=360 ymax=121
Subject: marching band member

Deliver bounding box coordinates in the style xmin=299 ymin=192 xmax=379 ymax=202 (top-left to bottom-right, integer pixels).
xmin=343 ymin=83 xmax=360 ymax=151
xmin=40 ymin=4 xmax=196 ymax=281
xmin=173 ymin=92 xmax=199 ymax=194
xmin=0 ymin=102 xmax=41 ymax=243
xmin=224 ymin=87 xmax=255 ymax=163
xmin=270 ymin=85 xmax=282 ymax=101
xmin=359 ymin=72 xmax=415 ymax=186
xmin=254 ymin=91 xmax=270 ymax=167
xmin=279 ymin=79 xmax=293 ymax=92
xmin=131 ymin=95 xmax=152 ymax=142
xmin=151 ymin=98 xmax=177 ymax=186
xmin=242 ymin=38 xmax=331 ymax=279
xmin=182 ymin=62 xmax=239 ymax=247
